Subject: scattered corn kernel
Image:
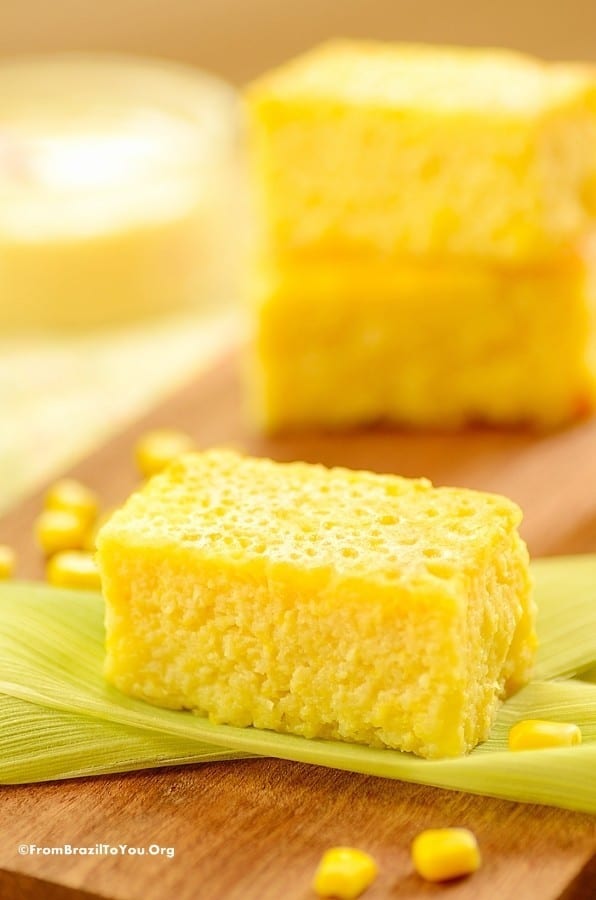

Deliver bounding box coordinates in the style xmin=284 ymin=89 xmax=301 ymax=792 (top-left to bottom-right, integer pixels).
xmin=0 ymin=545 xmax=16 ymax=580
xmin=46 ymin=551 xmax=102 ymax=591
xmin=508 ymin=719 xmax=582 ymax=751
xmin=35 ymin=509 xmax=89 ymax=556
xmin=44 ymin=478 xmax=99 ymax=526
xmin=411 ymin=828 xmax=481 ymax=883
xmin=312 ymin=846 xmax=378 ymax=899
xmin=134 ymin=429 xmax=195 ymax=478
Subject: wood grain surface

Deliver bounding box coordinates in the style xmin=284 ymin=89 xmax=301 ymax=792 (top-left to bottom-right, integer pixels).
xmin=1 ymin=348 xmax=595 ymax=900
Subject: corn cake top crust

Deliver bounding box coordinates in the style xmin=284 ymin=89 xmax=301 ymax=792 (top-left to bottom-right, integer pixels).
xmin=99 ymin=450 xmax=524 ymax=594
xmin=246 ymin=41 xmax=596 ymax=263
xmin=248 ymin=41 xmax=596 ymax=117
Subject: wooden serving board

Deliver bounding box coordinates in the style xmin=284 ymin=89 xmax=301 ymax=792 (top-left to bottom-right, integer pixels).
xmin=1 ymin=349 xmax=595 ymax=900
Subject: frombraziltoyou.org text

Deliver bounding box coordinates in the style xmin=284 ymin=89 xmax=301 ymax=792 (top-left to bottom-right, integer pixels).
xmin=18 ymin=843 xmax=175 ymax=859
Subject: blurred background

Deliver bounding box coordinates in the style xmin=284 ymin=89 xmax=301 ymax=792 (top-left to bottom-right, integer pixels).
xmin=3 ymin=0 xmax=596 ymax=80
xmin=2 ymin=0 xmax=596 ymax=515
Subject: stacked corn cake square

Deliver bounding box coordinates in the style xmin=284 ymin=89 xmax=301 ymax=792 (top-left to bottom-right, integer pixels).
xmin=246 ymin=42 xmax=596 ymax=429
xmin=99 ymin=450 xmax=535 ymax=759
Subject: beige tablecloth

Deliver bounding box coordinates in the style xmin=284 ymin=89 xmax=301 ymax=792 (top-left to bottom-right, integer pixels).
xmin=0 ymin=309 xmax=240 ymax=515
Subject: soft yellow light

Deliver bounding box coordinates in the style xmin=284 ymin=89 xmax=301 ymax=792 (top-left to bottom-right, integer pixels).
xmin=0 ymin=54 xmax=240 ymax=329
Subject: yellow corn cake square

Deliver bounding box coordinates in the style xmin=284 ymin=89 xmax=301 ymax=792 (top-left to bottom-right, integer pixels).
xmin=246 ymin=41 xmax=596 ymax=263
xmin=251 ymin=253 xmax=596 ymax=430
xmin=98 ymin=450 xmax=535 ymax=759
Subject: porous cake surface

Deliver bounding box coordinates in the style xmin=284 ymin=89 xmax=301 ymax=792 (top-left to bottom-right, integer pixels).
xmin=252 ymin=255 xmax=596 ymax=430
xmin=98 ymin=450 xmax=535 ymax=759
xmin=246 ymin=41 xmax=596 ymax=262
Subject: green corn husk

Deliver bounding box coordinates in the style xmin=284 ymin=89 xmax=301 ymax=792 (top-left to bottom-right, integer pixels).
xmin=0 ymin=694 xmax=248 ymax=784
xmin=1 ymin=555 xmax=595 ymax=812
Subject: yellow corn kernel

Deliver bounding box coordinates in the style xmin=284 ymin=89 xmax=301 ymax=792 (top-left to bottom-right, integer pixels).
xmin=411 ymin=828 xmax=481 ymax=883
xmin=312 ymin=847 xmax=378 ymax=899
xmin=44 ymin=478 xmax=99 ymax=526
xmin=46 ymin=550 xmax=102 ymax=591
xmin=134 ymin=429 xmax=195 ymax=478
xmin=0 ymin=545 xmax=16 ymax=580
xmin=35 ymin=509 xmax=89 ymax=556
xmin=508 ymin=719 xmax=582 ymax=751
